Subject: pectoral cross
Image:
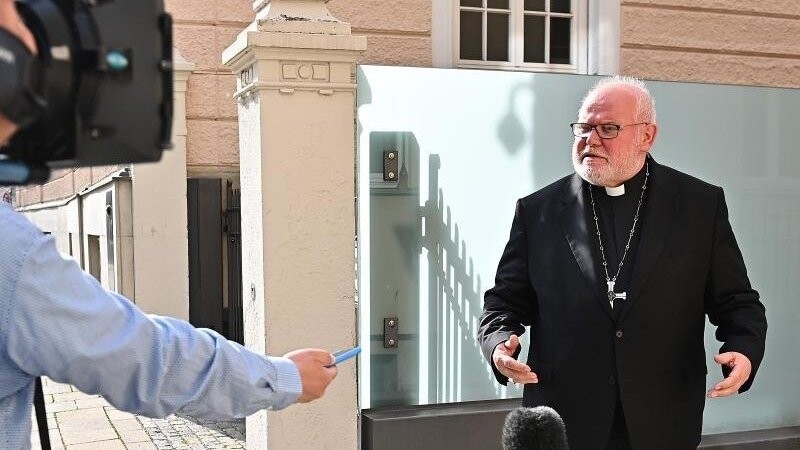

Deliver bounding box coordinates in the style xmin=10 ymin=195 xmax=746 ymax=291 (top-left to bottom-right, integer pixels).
xmin=607 ymin=280 xmax=627 ymax=309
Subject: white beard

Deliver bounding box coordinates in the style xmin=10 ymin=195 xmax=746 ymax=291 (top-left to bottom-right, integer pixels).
xmin=572 ymin=150 xmax=645 ymax=188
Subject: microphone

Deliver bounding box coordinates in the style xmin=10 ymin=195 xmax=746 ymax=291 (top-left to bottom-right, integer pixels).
xmin=502 ymin=406 xmax=569 ymax=450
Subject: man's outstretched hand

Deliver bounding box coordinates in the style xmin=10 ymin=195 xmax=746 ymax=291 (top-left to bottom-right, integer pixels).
xmin=492 ymin=334 xmax=538 ymax=385
xmin=284 ymin=349 xmax=338 ymax=403
xmin=708 ymin=351 xmax=752 ymax=398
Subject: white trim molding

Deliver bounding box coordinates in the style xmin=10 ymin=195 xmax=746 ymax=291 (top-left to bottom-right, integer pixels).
xmin=588 ymin=0 xmax=620 ymax=75
xmin=432 ymin=0 xmax=456 ymax=68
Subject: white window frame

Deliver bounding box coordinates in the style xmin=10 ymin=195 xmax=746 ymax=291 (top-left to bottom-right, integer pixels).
xmin=433 ymin=0 xmax=618 ymax=75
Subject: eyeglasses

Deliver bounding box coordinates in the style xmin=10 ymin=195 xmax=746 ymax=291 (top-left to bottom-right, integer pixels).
xmin=570 ymin=122 xmax=649 ymax=139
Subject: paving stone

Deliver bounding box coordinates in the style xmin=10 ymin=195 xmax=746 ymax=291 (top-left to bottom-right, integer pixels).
xmin=111 ymin=419 xmax=143 ymax=431
xmin=48 ymin=428 xmax=64 ymax=446
xmin=66 ymin=438 xmax=126 ymax=449
xmin=124 ymin=443 xmax=157 ymax=450
xmin=42 ymin=381 xmax=73 ymax=395
xmin=74 ymin=396 xmax=112 ymax=409
xmin=119 ymin=428 xmax=151 ymax=443
xmin=105 ymin=409 xmax=136 ymax=421
xmin=57 ymin=407 xmax=109 ymax=432
xmin=52 ymin=392 xmax=98 ymax=403
xmin=60 ymin=427 xmax=118 ymax=446
xmin=48 ymin=401 xmax=78 ymax=413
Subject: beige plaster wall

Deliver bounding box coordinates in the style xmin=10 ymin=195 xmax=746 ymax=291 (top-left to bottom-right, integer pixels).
xmin=165 ymin=0 xmax=254 ymax=175
xmin=328 ymin=0 xmax=433 ymax=67
xmin=621 ymin=1 xmax=800 ymax=88
xmin=126 ymin=54 xmax=192 ymax=320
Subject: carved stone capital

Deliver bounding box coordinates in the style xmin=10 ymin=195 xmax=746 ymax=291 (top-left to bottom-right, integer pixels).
xmin=253 ymin=0 xmax=349 ymax=35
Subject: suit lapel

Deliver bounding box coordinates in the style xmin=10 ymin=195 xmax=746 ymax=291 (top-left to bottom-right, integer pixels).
xmin=619 ymin=158 xmax=680 ymax=322
xmin=559 ymin=174 xmax=614 ymax=320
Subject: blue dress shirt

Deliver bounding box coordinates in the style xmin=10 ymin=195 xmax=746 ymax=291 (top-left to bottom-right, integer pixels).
xmin=0 ymin=202 xmax=302 ymax=449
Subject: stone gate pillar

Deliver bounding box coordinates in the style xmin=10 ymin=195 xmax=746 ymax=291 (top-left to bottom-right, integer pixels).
xmin=223 ymin=1 xmax=365 ymax=448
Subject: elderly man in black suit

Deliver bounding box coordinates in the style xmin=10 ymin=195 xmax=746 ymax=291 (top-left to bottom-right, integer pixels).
xmin=478 ymin=76 xmax=767 ymax=450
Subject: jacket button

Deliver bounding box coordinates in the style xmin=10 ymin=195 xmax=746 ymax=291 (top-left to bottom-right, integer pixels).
xmin=615 ymin=330 xmax=623 ymax=339
xmin=609 ymin=376 xmax=616 ymax=385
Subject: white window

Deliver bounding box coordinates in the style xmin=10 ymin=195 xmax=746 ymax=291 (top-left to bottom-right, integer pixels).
xmin=433 ymin=0 xmax=618 ymax=74
xmin=457 ymin=0 xmax=584 ymax=72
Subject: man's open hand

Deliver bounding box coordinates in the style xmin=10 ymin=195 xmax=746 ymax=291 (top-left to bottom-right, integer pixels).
xmin=708 ymin=351 xmax=752 ymax=398
xmin=492 ymin=334 xmax=538 ymax=385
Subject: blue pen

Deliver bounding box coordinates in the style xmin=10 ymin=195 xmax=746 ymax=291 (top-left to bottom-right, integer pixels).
xmin=328 ymin=346 xmax=361 ymax=367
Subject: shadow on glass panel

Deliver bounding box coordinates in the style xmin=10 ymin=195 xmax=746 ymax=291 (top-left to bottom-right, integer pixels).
xmin=422 ymin=154 xmax=512 ymax=404
xmin=368 ymin=131 xmax=518 ymax=408
xmin=497 ymin=84 xmax=528 ymax=157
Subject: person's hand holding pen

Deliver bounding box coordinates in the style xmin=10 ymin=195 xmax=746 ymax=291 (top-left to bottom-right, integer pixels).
xmin=284 ymin=349 xmax=337 ymax=403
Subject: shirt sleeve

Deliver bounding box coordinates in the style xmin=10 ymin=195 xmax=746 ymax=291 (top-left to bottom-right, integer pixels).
xmin=6 ymin=232 xmax=302 ymax=418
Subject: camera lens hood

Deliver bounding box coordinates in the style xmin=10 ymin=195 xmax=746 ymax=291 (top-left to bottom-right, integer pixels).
xmin=1 ymin=0 xmax=172 ymax=185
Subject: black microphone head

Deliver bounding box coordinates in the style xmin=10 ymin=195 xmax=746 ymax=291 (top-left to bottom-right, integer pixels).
xmin=502 ymin=406 xmax=569 ymax=450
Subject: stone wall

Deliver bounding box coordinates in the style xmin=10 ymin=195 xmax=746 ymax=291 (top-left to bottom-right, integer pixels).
xmin=621 ymin=0 xmax=800 ymax=88
xmin=328 ymin=0 xmax=432 ymax=67
xmin=166 ymin=0 xmax=254 ymax=177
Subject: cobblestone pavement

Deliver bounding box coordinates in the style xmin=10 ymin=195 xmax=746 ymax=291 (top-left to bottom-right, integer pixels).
xmin=137 ymin=416 xmax=245 ymax=449
xmin=32 ymin=378 xmax=245 ymax=449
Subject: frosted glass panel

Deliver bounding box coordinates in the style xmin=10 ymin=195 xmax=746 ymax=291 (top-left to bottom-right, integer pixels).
xmin=356 ymin=65 xmax=800 ymax=435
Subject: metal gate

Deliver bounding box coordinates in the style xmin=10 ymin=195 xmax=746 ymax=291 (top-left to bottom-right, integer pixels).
xmin=187 ymin=179 xmax=243 ymax=344
xmin=224 ymin=182 xmax=243 ymax=345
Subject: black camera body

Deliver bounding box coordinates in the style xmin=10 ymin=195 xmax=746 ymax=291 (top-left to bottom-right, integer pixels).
xmin=0 ymin=0 xmax=173 ymax=184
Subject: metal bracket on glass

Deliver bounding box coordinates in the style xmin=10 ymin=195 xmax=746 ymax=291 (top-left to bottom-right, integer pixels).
xmin=383 ymin=317 xmax=399 ymax=348
xmin=383 ymin=150 xmax=398 ymax=182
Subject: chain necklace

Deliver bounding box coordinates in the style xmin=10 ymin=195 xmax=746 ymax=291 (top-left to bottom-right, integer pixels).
xmin=588 ymin=162 xmax=649 ymax=308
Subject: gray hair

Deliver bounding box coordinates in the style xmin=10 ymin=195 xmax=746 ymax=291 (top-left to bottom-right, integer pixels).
xmin=580 ymin=75 xmax=657 ymax=123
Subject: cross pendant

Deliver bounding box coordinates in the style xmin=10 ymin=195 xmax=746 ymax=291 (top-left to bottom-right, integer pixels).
xmin=606 ymin=280 xmax=627 ymax=308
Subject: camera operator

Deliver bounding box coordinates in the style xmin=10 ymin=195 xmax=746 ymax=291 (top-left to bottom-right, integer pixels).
xmin=0 ymin=1 xmax=337 ymax=448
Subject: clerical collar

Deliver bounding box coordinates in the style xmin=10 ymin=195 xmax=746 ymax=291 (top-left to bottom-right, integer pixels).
xmin=599 ymin=162 xmax=649 ymax=197
xmin=605 ymin=185 xmax=625 ymax=196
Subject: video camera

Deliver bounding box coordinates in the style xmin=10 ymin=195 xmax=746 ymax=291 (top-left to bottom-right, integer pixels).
xmin=0 ymin=0 xmax=173 ymax=185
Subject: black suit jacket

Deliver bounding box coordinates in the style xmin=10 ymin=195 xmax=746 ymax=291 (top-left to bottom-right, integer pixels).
xmin=478 ymin=159 xmax=767 ymax=450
